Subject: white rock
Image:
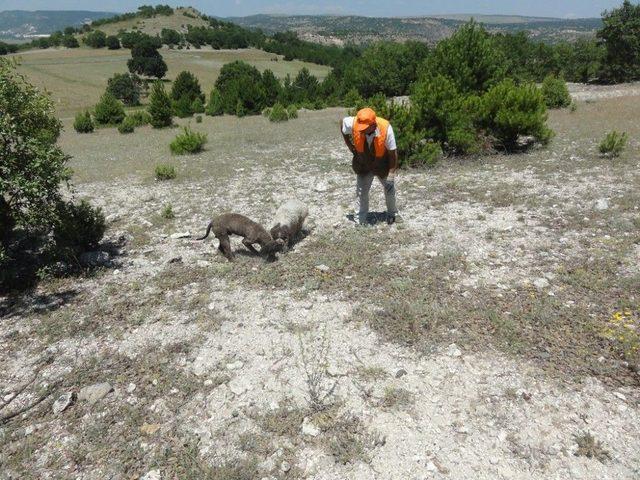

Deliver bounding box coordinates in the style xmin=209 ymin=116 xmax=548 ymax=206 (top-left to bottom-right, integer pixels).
xmin=426 ymin=461 xmax=438 ymax=472
xmin=595 ymin=199 xmax=609 ymax=211
xmin=446 ymin=344 xmax=462 ymax=357
xmin=426 ymin=251 xmax=438 ymax=259
xmin=228 ymin=377 xmax=252 ymax=396
xmin=78 ymin=382 xmax=113 ymax=404
xmin=127 ymin=383 xmax=137 ymax=394
xmin=613 ymin=392 xmax=626 ymax=401
xmin=170 ymin=232 xmax=191 ymax=239
xmin=533 ymin=277 xmax=550 ymax=289
xmin=140 ymin=469 xmax=161 ymax=480
xmin=226 ymin=361 xmax=244 ymax=371
xmin=315 ymin=264 xmax=330 ymax=272
xmin=301 ymin=417 xmax=321 ymax=437
xmin=52 ymin=392 xmax=75 ymax=414
xmin=314 ymin=182 xmax=328 ymax=192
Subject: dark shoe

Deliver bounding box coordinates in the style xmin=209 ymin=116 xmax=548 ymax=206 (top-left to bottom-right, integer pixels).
xmin=387 ymin=213 xmax=403 ymax=225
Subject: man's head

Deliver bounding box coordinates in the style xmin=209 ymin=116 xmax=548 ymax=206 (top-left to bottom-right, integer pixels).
xmin=356 ymin=108 xmax=377 ymax=134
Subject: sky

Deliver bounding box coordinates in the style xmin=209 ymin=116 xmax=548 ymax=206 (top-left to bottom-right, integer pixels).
xmin=0 ymin=0 xmax=629 ymax=18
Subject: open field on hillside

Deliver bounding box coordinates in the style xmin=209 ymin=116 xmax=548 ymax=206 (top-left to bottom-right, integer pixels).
xmin=94 ymin=7 xmax=209 ymax=37
xmin=1 ymin=84 xmax=639 ymax=479
xmin=10 ymin=47 xmax=330 ymax=118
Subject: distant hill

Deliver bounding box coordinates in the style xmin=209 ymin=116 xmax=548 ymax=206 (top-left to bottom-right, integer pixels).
xmin=0 ymin=10 xmax=116 ymax=39
xmin=226 ymin=14 xmax=602 ymax=44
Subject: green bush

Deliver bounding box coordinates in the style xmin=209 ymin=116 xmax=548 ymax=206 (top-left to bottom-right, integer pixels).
xmin=93 ymin=91 xmax=125 ymax=125
xmin=206 ymin=88 xmax=224 ymax=116
xmin=419 ymin=21 xmax=506 ymax=94
xmin=155 ymin=164 xmax=177 ymax=180
xmin=173 ymin=95 xmax=194 ymax=118
xmin=342 ymin=87 xmax=364 ymax=108
xmin=599 ymin=131 xmax=628 ymax=157
xmin=161 ymin=203 xmax=175 ymax=219
xmin=84 ymin=30 xmax=107 ymax=48
xmin=73 ymin=110 xmax=94 ymax=133
xmin=148 ymin=81 xmax=173 ymax=128
xmin=127 ymin=110 xmax=152 ymax=126
xmin=106 ymin=73 xmax=141 ymax=106
xmin=286 ymin=104 xmax=298 ymax=119
xmin=195 ymin=114 xmax=202 ymax=123
xmin=476 ymin=79 xmax=553 ymax=151
xmin=407 ymin=141 xmax=442 ymax=168
xmin=169 ymin=127 xmax=207 ymax=154
xmin=411 ymin=74 xmax=479 ymax=154
xmin=53 ymin=200 xmax=106 ymax=256
xmin=191 ymin=97 xmax=205 ymax=114
xmin=0 ymin=60 xmax=71 ymax=253
xmin=215 ymin=61 xmax=266 ymax=115
xmin=117 ymin=116 xmax=136 ymax=134
xmin=541 ymin=75 xmax=572 ymax=109
xmin=106 ymin=35 xmax=120 ymax=50
xmin=171 ymin=70 xmax=204 ymax=104
xmin=267 ymin=102 xmax=289 ymax=122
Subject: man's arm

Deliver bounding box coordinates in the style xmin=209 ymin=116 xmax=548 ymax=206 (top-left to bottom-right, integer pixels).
xmin=340 ymin=120 xmax=356 ymax=155
xmin=387 ymin=149 xmax=399 ymax=178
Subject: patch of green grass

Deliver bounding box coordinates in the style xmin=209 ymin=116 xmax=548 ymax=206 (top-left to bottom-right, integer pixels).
xmin=599 ymin=131 xmax=627 ymax=157
xmin=155 ymin=163 xmax=177 ymax=180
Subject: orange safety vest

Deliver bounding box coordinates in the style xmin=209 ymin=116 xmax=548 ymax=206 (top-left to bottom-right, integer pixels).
xmin=352 ymin=117 xmax=390 ymax=159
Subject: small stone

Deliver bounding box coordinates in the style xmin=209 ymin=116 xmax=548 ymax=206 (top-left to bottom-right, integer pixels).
xmin=533 ymin=277 xmax=549 ymax=289
xmin=426 ymin=251 xmax=438 ymax=259
xmin=314 ymin=182 xmax=328 ymax=192
xmin=127 ymin=383 xmax=137 ymax=394
xmin=595 ymin=199 xmax=609 ymax=211
xmin=315 ymin=264 xmax=330 ymax=272
xmin=78 ymin=382 xmax=113 ymax=404
xmin=140 ymin=423 xmax=161 ymax=436
xmin=280 ymin=461 xmax=291 ymax=473
xmin=53 ymin=392 xmax=75 ymax=414
xmin=613 ymin=392 xmax=626 ymax=401
xmin=196 ymin=260 xmax=211 ymax=267
xmin=426 ymin=461 xmax=438 ymax=472
xmin=226 ymin=361 xmax=244 ymax=371
xmin=170 ymin=232 xmax=191 ymax=239
xmin=301 ymin=417 xmax=321 ymax=437
xmin=140 ymin=469 xmax=161 ymax=480
xmin=167 ymin=256 xmax=182 ymax=264
xmin=395 ymin=368 xmax=407 ymax=378
xmin=447 ymin=343 xmax=462 ymax=357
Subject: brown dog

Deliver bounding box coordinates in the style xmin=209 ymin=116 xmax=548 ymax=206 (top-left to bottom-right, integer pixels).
xmin=197 ymin=213 xmax=284 ymax=262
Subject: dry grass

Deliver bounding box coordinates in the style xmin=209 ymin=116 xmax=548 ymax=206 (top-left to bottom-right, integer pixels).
xmin=12 ymin=46 xmax=330 ymax=118
xmin=574 ymin=432 xmax=611 ymax=463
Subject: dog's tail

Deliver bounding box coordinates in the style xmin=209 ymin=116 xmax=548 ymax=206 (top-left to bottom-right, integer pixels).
xmin=196 ymin=222 xmax=213 ymax=241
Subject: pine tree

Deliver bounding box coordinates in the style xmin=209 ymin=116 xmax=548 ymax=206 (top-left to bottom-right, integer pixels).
xmin=148 ymin=81 xmax=173 ymax=128
xmin=205 ymin=89 xmax=224 ymax=116
xmin=93 ymin=92 xmax=125 ymax=125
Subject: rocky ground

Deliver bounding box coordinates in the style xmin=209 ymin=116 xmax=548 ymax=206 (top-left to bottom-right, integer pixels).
xmin=1 ymin=85 xmax=639 ymax=479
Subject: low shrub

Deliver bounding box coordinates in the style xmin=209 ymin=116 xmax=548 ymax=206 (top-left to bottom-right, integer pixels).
xmin=476 ymin=79 xmax=553 ymax=151
xmin=541 ymin=75 xmax=572 ymax=109
xmin=94 ymin=92 xmax=125 ymax=125
xmin=127 ymin=110 xmax=152 ymax=126
xmin=195 ymin=115 xmax=202 ymax=123
xmin=117 ymin=116 xmax=135 ymax=134
xmin=73 ymin=111 xmax=94 ymax=133
xmin=53 ymin=200 xmax=106 ymax=256
xmin=287 ymin=104 xmax=298 ymax=119
xmin=268 ymin=102 xmax=289 ymax=122
xmin=599 ymin=131 xmax=628 ymax=157
xmin=155 ymin=164 xmax=177 ymax=180
xmin=206 ymin=89 xmax=224 ymax=116
xmin=406 ymin=141 xmax=442 ymax=168
xmin=169 ymin=127 xmax=207 ymax=154
xmin=161 ymin=203 xmax=175 ymax=219
xmin=191 ymin=97 xmax=205 ymax=114
xmin=173 ymin=95 xmax=194 ymax=118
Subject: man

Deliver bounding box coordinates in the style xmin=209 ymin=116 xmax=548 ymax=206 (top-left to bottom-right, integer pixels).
xmin=340 ymin=107 xmax=400 ymax=225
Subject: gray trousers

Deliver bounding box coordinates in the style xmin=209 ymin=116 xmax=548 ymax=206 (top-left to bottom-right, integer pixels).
xmin=355 ymin=172 xmax=397 ymax=224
